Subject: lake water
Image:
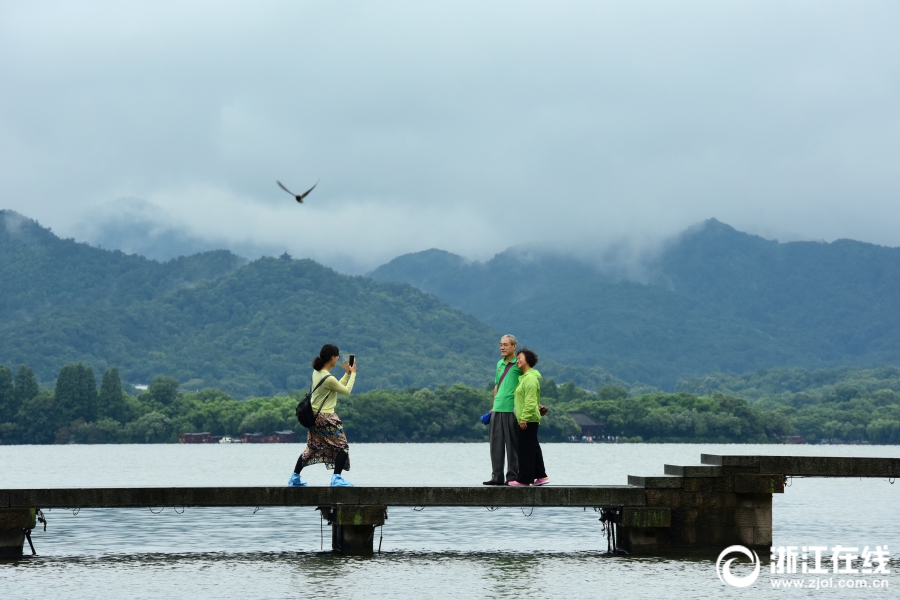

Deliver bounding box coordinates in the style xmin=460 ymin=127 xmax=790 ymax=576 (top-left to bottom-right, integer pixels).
xmin=1 ymin=443 xmax=899 ymax=598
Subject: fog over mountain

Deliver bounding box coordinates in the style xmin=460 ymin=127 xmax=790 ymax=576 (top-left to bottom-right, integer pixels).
xmin=370 ymin=219 xmax=900 ymax=386
xmin=80 ymin=198 xmax=287 ymax=264
xmin=2 ymin=2 xmax=900 ymax=271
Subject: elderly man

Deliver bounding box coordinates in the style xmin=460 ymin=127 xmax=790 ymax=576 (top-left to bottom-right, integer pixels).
xmin=484 ymin=334 xmax=523 ymax=485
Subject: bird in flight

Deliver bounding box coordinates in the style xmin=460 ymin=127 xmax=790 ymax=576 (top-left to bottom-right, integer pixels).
xmin=277 ymin=179 xmax=319 ymax=203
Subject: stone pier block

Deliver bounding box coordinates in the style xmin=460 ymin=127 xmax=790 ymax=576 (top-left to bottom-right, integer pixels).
xmin=664 ymin=465 xmax=723 ymax=478
xmin=333 ymin=505 xmax=386 ymax=526
xmin=671 ymin=508 xmax=701 ymax=526
xmin=682 ymin=477 xmax=731 ymax=493
xmin=0 ymin=508 xmax=35 ymax=559
xmin=328 ymin=505 xmax=386 ymax=555
xmin=735 ymin=493 xmax=772 ymax=508
xmin=735 ymin=507 xmax=772 ymax=527
xmin=682 ymin=492 xmax=719 ymax=508
xmin=716 ymin=493 xmax=738 ymax=508
xmin=0 ymin=508 xmax=35 ymax=530
xmin=621 ymin=507 xmax=671 ymax=528
xmin=645 ymin=489 xmax=684 ymax=507
xmin=755 ymin=527 xmax=773 ymax=546
xmin=734 ymin=474 xmax=785 ymax=494
xmin=0 ymin=529 xmax=26 ymax=559
xmin=627 ymin=475 xmax=683 ymax=488
xmin=623 ymin=527 xmax=659 ymax=548
xmin=701 ymin=454 xmax=760 ymax=469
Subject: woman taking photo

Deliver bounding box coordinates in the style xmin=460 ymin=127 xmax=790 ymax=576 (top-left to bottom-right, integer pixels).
xmin=288 ymin=344 xmax=357 ymax=487
xmin=508 ymin=348 xmax=549 ymax=487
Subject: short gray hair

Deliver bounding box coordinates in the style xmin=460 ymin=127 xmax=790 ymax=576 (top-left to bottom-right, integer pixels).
xmin=501 ymin=334 xmax=517 ymax=347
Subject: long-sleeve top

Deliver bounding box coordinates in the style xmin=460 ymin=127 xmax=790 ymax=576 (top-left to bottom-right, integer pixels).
xmin=311 ymin=369 xmax=356 ymax=414
xmin=514 ymin=368 xmax=542 ymax=424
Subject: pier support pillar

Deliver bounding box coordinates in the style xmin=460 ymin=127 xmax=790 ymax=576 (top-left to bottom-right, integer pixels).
xmin=0 ymin=508 xmax=36 ymax=559
xmin=322 ymin=505 xmax=386 ymax=555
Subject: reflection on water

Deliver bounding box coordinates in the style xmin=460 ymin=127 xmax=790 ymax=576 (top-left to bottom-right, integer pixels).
xmin=8 ymin=550 xmax=894 ymax=599
xmin=1 ymin=551 xmax=701 ymax=600
xmin=2 ymin=443 xmax=899 ymax=598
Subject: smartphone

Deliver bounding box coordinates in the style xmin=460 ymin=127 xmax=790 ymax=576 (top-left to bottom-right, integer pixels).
xmin=348 ymin=354 xmax=355 ymax=367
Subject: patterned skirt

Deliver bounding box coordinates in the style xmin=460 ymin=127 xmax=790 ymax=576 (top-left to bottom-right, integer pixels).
xmin=299 ymin=412 xmax=350 ymax=471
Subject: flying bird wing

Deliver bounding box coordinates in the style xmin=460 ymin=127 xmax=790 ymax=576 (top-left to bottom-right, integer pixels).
xmin=295 ymin=180 xmax=319 ymax=203
xmin=276 ymin=180 xmax=295 ymax=196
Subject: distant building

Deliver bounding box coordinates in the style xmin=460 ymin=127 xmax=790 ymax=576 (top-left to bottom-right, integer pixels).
xmin=241 ymin=431 xmax=300 ymax=443
xmin=779 ymin=435 xmax=807 ymax=444
xmin=273 ymin=430 xmax=299 ymax=443
xmin=569 ymin=412 xmax=603 ymax=438
xmin=180 ymin=432 xmax=212 ymax=443
xmin=280 ymin=252 xmax=292 ymax=261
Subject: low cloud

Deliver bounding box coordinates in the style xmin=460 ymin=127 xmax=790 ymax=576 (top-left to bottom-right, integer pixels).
xmin=2 ymin=1 xmax=899 ymax=269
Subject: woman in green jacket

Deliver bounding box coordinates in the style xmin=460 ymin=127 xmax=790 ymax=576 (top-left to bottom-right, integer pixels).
xmin=508 ymin=348 xmax=549 ymax=486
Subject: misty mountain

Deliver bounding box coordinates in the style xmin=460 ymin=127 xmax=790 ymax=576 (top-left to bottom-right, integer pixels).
xmin=368 ymin=219 xmax=900 ymax=387
xmin=74 ymin=198 xmax=285 ymax=262
xmin=0 ymin=210 xmax=621 ymax=396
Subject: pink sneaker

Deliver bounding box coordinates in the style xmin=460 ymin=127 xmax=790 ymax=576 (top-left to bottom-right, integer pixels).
xmin=507 ymin=480 xmax=529 ymax=486
xmin=533 ymin=477 xmax=550 ymax=486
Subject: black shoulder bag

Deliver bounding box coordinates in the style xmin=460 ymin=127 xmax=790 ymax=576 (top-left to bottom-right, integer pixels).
xmin=295 ymin=374 xmax=333 ymax=428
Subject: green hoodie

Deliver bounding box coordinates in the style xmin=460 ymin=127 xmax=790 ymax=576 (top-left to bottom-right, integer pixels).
xmin=514 ymin=368 xmax=542 ymax=424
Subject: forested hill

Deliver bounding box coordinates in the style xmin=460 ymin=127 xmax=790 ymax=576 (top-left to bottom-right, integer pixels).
xmin=369 ymin=220 xmax=900 ymax=388
xmin=0 ymin=210 xmax=246 ymax=324
xmin=6 ymin=208 xmax=899 ymax=396
xmin=0 ymin=211 xmax=512 ymax=396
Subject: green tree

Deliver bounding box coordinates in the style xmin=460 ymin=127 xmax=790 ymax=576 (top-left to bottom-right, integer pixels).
xmin=0 ymin=366 xmax=14 ymax=423
xmin=598 ymin=385 xmax=629 ymax=400
xmin=14 ymin=365 xmax=40 ymax=407
xmin=55 ymin=363 xmax=98 ymax=422
xmin=867 ymin=419 xmax=900 ymax=444
xmin=238 ymin=408 xmax=285 ymax=434
xmin=98 ymin=367 xmax=126 ymax=422
xmin=15 ymin=392 xmax=63 ymax=444
xmin=148 ymin=376 xmax=180 ymax=406
xmin=126 ymin=412 xmax=173 ymax=443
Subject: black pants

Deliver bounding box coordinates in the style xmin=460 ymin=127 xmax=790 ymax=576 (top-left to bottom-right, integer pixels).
xmin=295 ymin=450 xmax=348 ymax=475
xmin=516 ymin=422 xmax=546 ymax=485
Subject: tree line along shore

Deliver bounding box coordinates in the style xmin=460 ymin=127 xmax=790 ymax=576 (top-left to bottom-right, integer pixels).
xmin=1 ymin=363 xmax=899 ymax=445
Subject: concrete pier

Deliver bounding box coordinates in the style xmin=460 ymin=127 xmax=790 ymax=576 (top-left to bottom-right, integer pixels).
xmin=0 ymin=508 xmax=35 ymax=559
xmin=619 ymin=454 xmax=900 ymax=555
xmin=321 ymin=505 xmax=387 ymax=555
xmin=0 ymin=485 xmax=641 ymax=557
xmin=0 ymin=485 xmax=644 ymax=509
xmin=2 ymin=454 xmax=898 ymax=557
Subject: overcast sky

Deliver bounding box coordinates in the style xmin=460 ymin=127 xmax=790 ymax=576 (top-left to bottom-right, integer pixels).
xmin=2 ymin=1 xmax=899 ymax=271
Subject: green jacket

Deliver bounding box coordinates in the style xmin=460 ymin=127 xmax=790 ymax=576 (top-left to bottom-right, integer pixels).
xmin=514 ymin=368 xmax=542 ymax=423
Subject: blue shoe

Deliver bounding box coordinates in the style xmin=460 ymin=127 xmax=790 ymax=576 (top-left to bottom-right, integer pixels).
xmin=331 ymin=474 xmax=353 ymax=487
xmin=288 ymin=473 xmax=307 ymax=487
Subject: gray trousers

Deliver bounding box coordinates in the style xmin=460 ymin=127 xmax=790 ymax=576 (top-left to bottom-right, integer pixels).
xmin=489 ymin=411 xmax=519 ymax=482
